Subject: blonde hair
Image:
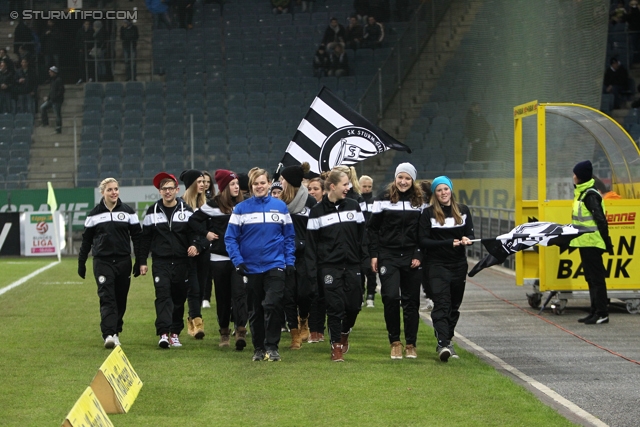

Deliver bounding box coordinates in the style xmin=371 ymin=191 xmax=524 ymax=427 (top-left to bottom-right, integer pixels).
xmin=324 ymin=170 xmax=347 ymax=192
xmin=332 ymin=165 xmax=361 ymax=194
xmin=99 ymin=177 xmax=118 ymax=193
xmin=248 ymin=167 xmax=270 ymax=189
xmin=182 ymin=180 xmax=206 ymax=209
xmin=359 ymin=175 xmax=373 ymax=185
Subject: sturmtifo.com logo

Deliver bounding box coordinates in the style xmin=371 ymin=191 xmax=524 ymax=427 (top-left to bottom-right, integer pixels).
xmin=14 ymin=10 xmax=138 ymax=20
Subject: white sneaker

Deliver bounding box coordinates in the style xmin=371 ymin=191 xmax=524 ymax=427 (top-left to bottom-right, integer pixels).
xmin=170 ymin=333 xmax=182 ymax=347
xmin=113 ymin=334 xmax=121 ymax=346
xmin=104 ymin=335 xmax=116 ymax=349
xmin=421 ymin=298 xmax=434 ymax=312
xmin=202 ymin=300 xmax=211 ymax=308
xmin=158 ymin=334 xmax=170 ymax=349
xmin=366 ymin=299 xmax=374 ymax=308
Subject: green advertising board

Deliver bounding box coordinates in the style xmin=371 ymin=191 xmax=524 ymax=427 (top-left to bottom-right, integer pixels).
xmin=0 ymin=188 xmax=94 ymax=229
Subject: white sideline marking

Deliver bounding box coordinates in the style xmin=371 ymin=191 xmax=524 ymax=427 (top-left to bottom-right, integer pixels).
xmin=0 ymin=261 xmax=61 ymax=296
xmin=420 ymin=313 xmax=608 ymax=427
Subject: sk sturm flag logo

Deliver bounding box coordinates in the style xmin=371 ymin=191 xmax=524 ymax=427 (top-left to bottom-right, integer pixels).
xmin=280 ymin=87 xmax=412 ymax=175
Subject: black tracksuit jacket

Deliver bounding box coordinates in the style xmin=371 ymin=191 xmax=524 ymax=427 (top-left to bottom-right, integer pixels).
xmin=418 ymin=203 xmax=475 ymax=264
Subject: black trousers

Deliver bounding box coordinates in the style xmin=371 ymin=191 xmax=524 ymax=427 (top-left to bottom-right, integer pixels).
xmin=283 ymin=256 xmax=313 ymax=329
xmin=379 ymin=255 xmax=422 ymax=345
xmin=429 ymin=260 xmax=468 ymax=347
xmin=322 ymin=266 xmax=362 ymax=344
xmin=362 ymin=265 xmax=378 ymax=297
xmin=579 ymin=247 xmax=609 ymax=317
xmin=186 ymin=255 xmax=204 ymax=319
xmin=246 ymin=268 xmax=285 ymax=351
xmin=94 ymin=257 xmax=132 ymax=339
xmin=308 ymin=276 xmax=325 ymax=333
xmin=210 ymin=260 xmax=248 ymax=329
xmin=152 ymin=259 xmax=190 ymax=336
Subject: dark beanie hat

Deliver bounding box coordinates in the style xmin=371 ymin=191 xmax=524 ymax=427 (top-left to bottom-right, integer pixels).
xmin=573 ymin=160 xmax=593 ymax=183
xmin=281 ymin=165 xmax=305 ymax=188
xmin=237 ymin=173 xmax=249 ymax=192
xmin=179 ymin=169 xmax=203 ymax=190
xmin=215 ymin=169 xmax=238 ymax=193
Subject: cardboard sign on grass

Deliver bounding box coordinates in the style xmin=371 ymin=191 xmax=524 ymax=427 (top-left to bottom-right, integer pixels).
xmin=90 ymin=346 xmax=143 ymax=414
xmin=61 ymin=386 xmax=114 ymax=427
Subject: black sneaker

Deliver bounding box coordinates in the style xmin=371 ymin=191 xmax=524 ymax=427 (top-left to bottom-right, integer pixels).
xmin=448 ymin=344 xmax=459 ymax=359
xmin=436 ymin=345 xmax=451 ymax=362
xmin=578 ymin=313 xmax=595 ymax=323
xmin=584 ymin=316 xmax=609 ymax=325
xmin=265 ymin=349 xmax=281 ymax=362
xmin=252 ymin=349 xmax=266 ymax=361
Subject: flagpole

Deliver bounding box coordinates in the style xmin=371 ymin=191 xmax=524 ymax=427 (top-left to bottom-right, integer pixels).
xmin=47 ymin=182 xmax=61 ymax=262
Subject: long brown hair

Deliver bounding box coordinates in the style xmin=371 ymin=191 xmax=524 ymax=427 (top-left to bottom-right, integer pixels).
xmin=280 ymin=163 xmax=311 ymax=204
xmin=385 ymin=179 xmax=423 ymax=208
xmin=429 ymin=191 xmax=463 ymax=226
xmin=214 ymin=181 xmax=244 ymax=214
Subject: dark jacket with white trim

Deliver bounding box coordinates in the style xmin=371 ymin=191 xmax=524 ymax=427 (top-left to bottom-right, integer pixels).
xmin=305 ymin=195 xmax=366 ymax=285
xmin=224 ymin=194 xmax=296 ymax=274
xmin=419 ymin=203 xmax=475 ymax=264
xmin=367 ymin=189 xmax=423 ymax=260
xmin=188 ymin=198 xmax=234 ymax=260
xmin=139 ymin=197 xmax=197 ymax=264
xmin=79 ymin=198 xmax=142 ymax=262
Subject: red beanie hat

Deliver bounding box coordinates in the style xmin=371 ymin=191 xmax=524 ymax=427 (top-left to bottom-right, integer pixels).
xmin=215 ymin=169 xmax=238 ymax=193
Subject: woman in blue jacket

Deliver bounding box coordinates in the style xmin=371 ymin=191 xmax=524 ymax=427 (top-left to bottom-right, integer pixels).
xmin=225 ymin=167 xmax=296 ymax=362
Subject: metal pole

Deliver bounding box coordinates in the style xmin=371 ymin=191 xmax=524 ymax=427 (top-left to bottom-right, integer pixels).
xmin=190 ymin=114 xmax=194 ymax=169
xmin=74 ymin=117 xmax=78 ymax=187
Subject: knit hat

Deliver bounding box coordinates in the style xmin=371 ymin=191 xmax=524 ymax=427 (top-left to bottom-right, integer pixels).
xmin=270 ymin=181 xmax=283 ymax=193
xmin=215 ymin=169 xmax=238 ymax=193
xmin=573 ymin=160 xmax=593 ymax=183
xmin=49 ymin=66 xmax=58 ymax=74
xmin=153 ymin=172 xmax=178 ymax=189
xmin=395 ymin=162 xmax=417 ymax=181
xmin=237 ymin=173 xmax=249 ymax=192
xmin=281 ymin=164 xmax=305 ymax=188
xmin=179 ymin=169 xmax=203 ymax=190
xmin=431 ymin=176 xmax=453 ymax=194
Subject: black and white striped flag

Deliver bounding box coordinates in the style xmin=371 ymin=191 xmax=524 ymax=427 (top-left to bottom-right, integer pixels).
xmin=279 ymin=87 xmax=411 ymax=175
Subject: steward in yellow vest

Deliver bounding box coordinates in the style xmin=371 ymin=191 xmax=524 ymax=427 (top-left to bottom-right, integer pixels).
xmin=570 ymin=160 xmax=613 ymax=325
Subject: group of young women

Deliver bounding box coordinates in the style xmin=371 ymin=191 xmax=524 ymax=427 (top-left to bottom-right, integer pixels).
xmin=79 ymin=161 xmax=475 ymax=363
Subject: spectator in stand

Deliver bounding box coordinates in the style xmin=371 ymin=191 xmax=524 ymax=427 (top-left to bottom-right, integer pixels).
xmin=362 ymin=15 xmax=384 ymax=48
xmin=0 ymin=60 xmax=14 ymax=114
xmin=146 ymin=0 xmax=173 ymax=29
xmin=465 ymin=101 xmax=493 ymax=161
xmin=610 ymin=1 xmax=627 ymax=24
xmin=322 ymin=17 xmax=347 ymax=51
xmin=603 ymin=57 xmax=630 ymax=109
xmin=177 ymin=0 xmax=195 ymax=29
xmin=76 ymin=20 xmax=94 ymax=84
xmin=272 ymin=0 xmax=291 ymax=14
xmin=628 ymin=0 xmax=640 ymax=63
xmin=92 ymin=21 xmax=108 ymax=81
xmin=0 ymin=49 xmax=14 ymax=72
xmin=15 ymin=58 xmax=36 ymax=114
xmin=120 ymin=20 xmax=139 ymax=81
xmin=40 ymin=66 xmax=64 ymax=134
xmin=297 ymin=0 xmax=314 ymax=13
xmin=328 ymin=44 xmax=350 ymax=77
xmin=346 ymin=15 xmax=364 ymax=50
xmin=13 ymin=18 xmax=34 ymax=56
xmin=353 ymin=0 xmax=369 ymax=21
xmin=313 ymin=45 xmax=330 ymax=77
xmin=41 ymin=20 xmax=62 ymax=72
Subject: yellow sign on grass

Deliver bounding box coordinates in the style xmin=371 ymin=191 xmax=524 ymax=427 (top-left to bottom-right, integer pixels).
xmin=61 ymin=387 xmax=114 ymax=427
xmin=90 ymin=346 xmax=143 ymax=414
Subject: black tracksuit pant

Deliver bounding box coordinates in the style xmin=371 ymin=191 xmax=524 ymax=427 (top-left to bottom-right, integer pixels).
xmin=378 ymin=254 xmax=422 ymax=346
xmin=283 ymin=256 xmax=313 ymax=330
xmin=210 ymin=259 xmax=248 ymax=329
xmin=246 ymin=268 xmax=285 ymax=351
xmin=362 ymin=266 xmax=378 ymax=297
xmin=429 ymin=260 xmax=468 ymax=347
xmin=94 ymin=257 xmax=132 ymax=339
xmin=579 ymin=247 xmax=609 ymax=317
xmin=186 ymin=254 xmax=205 ymax=319
xmin=308 ymin=276 xmax=325 ymax=334
xmin=152 ymin=259 xmax=190 ymax=336
xmin=322 ymin=266 xmax=362 ymax=344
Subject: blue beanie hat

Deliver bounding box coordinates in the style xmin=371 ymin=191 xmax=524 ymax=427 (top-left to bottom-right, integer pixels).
xmin=431 ymin=176 xmax=453 ymax=194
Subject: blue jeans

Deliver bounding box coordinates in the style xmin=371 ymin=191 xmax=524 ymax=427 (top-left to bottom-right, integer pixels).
xmin=40 ymin=99 xmax=62 ymax=132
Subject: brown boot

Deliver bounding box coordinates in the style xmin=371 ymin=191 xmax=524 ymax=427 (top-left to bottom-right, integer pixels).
xmin=187 ymin=317 xmax=195 ymax=337
xmin=192 ymin=317 xmax=205 ymax=339
xmin=219 ymin=328 xmax=231 ymax=347
xmin=331 ymin=342 xmax=344 ymax=362
xmin=290 ymin=328 xmax=302 ymax=350
xmin=235 ymin=326 xmax=247 ymax=351
xmin=299 ymin=316 xmax=310 ymax=342
xmin=340 ymin=331 xmax=350 ymax=354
